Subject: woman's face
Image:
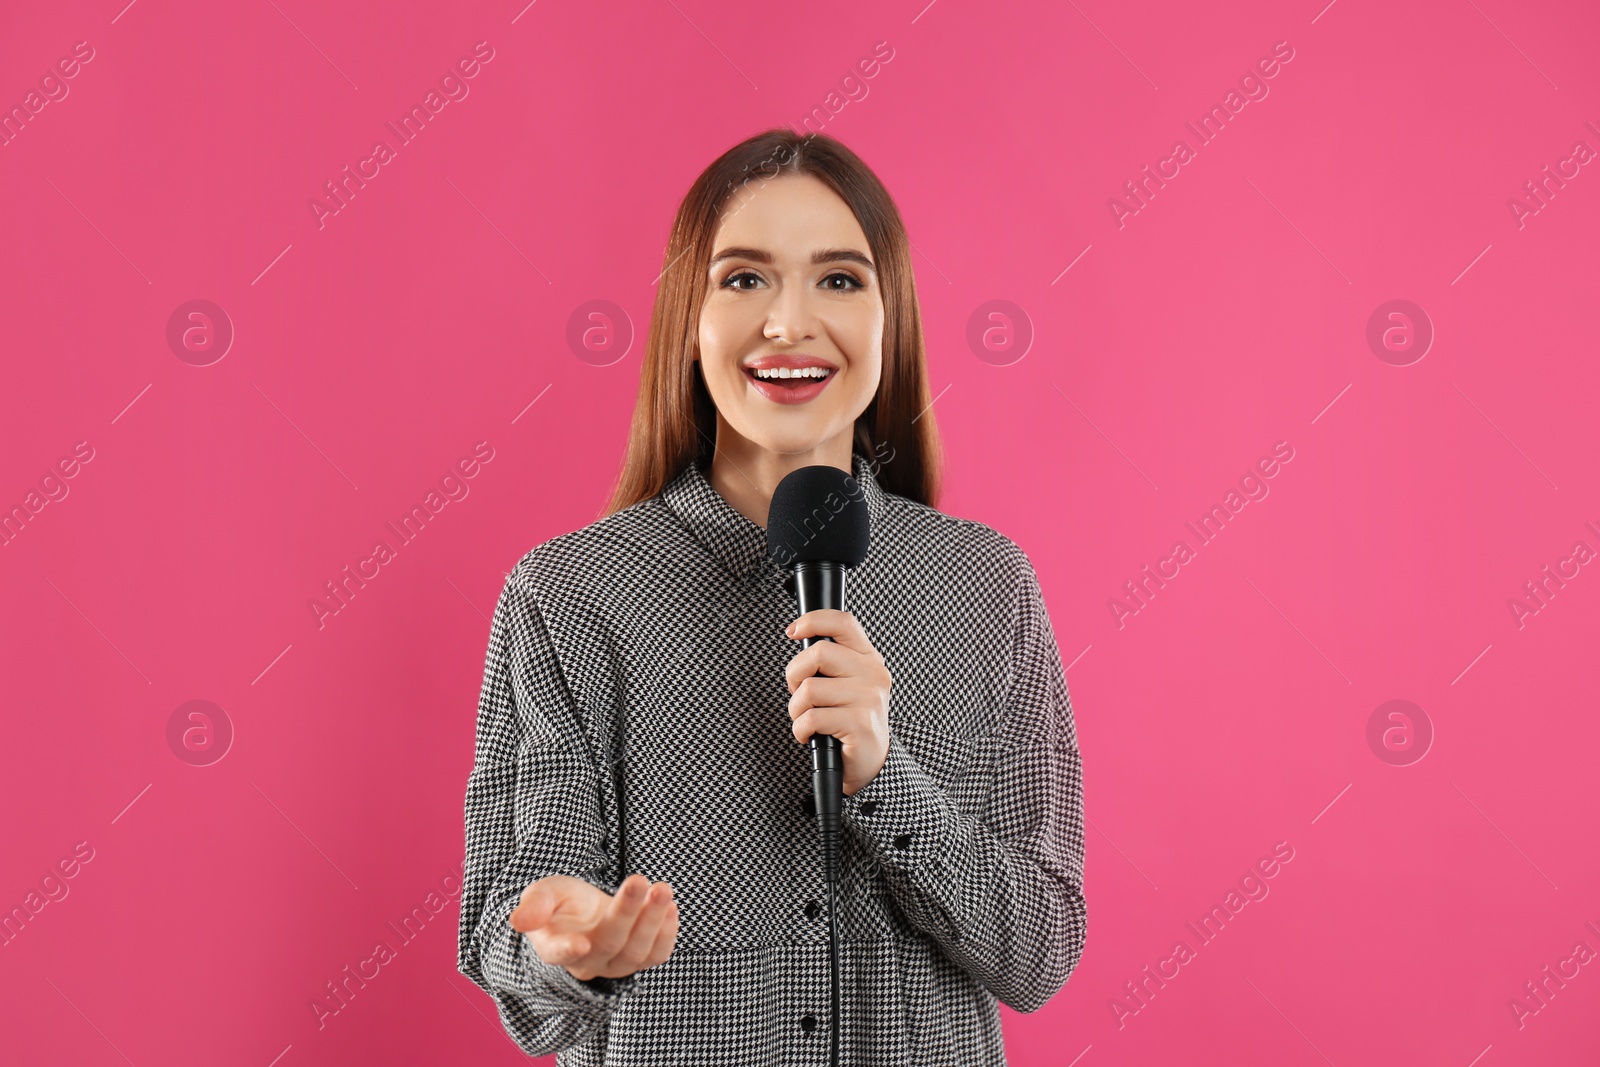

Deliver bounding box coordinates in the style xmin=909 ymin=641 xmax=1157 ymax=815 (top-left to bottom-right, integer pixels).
xmin=696 ymin=172 xmax=884 ymax=463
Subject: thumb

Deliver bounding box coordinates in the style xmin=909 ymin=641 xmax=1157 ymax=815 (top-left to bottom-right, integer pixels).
xmin=509 ymin=882 xmax=559 ymax=933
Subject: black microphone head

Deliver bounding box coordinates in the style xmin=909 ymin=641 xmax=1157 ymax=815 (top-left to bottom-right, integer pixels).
xmin=765 ymin=463 xmax=871 ymax=569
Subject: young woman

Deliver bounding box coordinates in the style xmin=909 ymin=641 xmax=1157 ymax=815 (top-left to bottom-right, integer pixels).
xmin=457 ymin=129 xmax=1086 ymax=1065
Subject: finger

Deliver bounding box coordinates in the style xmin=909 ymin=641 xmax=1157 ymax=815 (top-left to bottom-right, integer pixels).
xmin=788 ymin=675 xmax=852 ymax=722
xmin=611 ymin=882 xmax=675 ymax=971
xmin=591 ymin=874 xmax=652 ymax=961
xmin=509 ymin=883 xmax=558 ymax=933
xmin=792 ymin=705 xmax=860 ymax=745
xmin=552 ymin=928 xmax=593 ymax=963
xmin=789 ymin=610 xmax=873 ymax=655
xmin=525 ymin=924 xmax=590 ymax=967
xmin=646 ymin=896 xmax=681 ymax=967
xmin=784 ymin=639 xmax=854 ymax=694
xmin=787 ymin=608 xmax=848 ymax=640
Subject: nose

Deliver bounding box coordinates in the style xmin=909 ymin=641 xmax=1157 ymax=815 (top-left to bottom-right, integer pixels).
xmin=763 ymin=278 xmax=820 ymax=345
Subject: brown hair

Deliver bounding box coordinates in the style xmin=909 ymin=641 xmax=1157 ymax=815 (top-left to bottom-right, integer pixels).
xmin=603 ymin=128 xmax=943 ymax=517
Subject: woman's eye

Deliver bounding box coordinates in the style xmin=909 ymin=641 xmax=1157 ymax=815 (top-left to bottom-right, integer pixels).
xmin=722 ymin=270 xmax=863 ymax=291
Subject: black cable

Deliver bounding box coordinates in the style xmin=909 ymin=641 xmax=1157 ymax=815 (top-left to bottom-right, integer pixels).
xmin=812 ymin=731 xmax=844 ymax=1067
xmin=826 ymin=873 xmax=841 ymax=1065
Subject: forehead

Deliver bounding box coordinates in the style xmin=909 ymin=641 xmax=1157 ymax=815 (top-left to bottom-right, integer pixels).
xmin=711 ymin=173 xmax=869 ymax=256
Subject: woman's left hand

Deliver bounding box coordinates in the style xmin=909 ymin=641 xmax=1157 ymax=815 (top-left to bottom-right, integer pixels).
xmin=785 ymin=609 xmax=892 ymax=796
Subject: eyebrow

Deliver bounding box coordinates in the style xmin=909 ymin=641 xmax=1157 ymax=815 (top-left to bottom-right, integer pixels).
xmin=708 ymin=246 xmax=876 ymax=274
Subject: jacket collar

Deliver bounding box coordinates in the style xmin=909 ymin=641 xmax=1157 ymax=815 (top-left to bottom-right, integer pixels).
xmin=661 ymin=451 xmax=889 ymax=581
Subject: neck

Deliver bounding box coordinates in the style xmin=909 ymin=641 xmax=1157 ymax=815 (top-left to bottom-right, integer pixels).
xmin=707 ymin=429 xmax=854 ymax=529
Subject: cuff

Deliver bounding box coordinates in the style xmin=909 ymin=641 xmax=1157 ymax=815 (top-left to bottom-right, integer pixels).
xmin=524 ymin=953 xmax=649 ymax=1011
xmin=841 ymin=732 xmax=959 ymax=875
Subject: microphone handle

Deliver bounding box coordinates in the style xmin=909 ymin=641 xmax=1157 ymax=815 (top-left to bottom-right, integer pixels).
xmin=793 ymin=559 xmax=848 ymax=1067
xmin=794 ymin=561 xmax=846 ymax=886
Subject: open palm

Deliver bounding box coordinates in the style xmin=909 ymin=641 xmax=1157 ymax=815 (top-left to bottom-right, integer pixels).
xmin=509 ymin=873 xmax=679 ymax=982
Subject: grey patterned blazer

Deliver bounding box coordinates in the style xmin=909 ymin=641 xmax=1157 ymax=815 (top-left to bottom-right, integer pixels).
xmin=457 ymin=449 xmax=1086 ymax=1065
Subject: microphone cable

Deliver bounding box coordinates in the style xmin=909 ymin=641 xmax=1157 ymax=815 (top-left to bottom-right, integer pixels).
xmin=810 ymin=722 xmax=845 ymax=1067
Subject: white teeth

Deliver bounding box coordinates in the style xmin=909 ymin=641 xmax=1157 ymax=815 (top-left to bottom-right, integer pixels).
xmin=752 ymin=366 xmax=830 ymax=379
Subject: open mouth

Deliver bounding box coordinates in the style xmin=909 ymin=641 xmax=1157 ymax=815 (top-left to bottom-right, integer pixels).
xmin=743 ymin=366 xmax=836 ymax=388
xmin=743 ymin=364 xmax=836 ymax=404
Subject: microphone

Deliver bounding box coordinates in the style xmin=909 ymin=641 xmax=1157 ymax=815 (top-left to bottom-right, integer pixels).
xmin=766 ymin=462 xmax=870 ymax=1067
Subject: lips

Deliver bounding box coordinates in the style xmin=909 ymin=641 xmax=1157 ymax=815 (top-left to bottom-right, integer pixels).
xmin=742 ymin=361 xmax=836 ymax=405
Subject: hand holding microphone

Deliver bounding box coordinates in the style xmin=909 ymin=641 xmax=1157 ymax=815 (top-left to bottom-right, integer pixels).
xmin=784 ymin=608 xmax=892 ymax=797
xmin=510 ymin=873 xmax=679 ymax=982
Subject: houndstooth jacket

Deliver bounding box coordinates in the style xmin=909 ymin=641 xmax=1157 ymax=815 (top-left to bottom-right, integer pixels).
xmin=457 ymin=450 xmax=1086 ymax=1065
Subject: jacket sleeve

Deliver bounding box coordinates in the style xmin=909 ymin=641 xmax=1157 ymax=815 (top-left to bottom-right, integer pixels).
xmin=840 ymin=552 xmax=1087 ymax=1013
xmin=457 ymin=564 xmax=646 ymax=1055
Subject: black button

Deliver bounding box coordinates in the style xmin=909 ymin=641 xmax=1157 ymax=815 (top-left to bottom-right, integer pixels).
xmin=859 ymin=800 xmax=879 ymax=817
xmin=892 ymin=833 xmax=912 ymax=850
xmin=803 ymin=900 xmax=820 ymax=920
xmin=800 ymin=793 xmax=816 ymax=819
xmin=800 ymin=1013 xmax=818 ymax=1032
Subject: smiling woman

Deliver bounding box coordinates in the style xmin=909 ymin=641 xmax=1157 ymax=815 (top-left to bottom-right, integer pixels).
xmin=607 ymin=130 xmax=941 ymax=517
xmin=458 ymin=129 xmax=1086 ymax=1066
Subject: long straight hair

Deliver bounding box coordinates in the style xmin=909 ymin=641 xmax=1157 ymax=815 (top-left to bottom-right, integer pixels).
xmin=603 ymin=128 xmax=943 ymax=517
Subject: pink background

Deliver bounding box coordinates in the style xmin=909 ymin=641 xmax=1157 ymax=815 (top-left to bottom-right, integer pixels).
xmin=2 ymin=0 xmax=1597 ymax=1064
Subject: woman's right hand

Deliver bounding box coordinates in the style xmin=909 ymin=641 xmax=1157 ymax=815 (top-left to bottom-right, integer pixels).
xmin=509 ymin=873 xmax=679 ymax=982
